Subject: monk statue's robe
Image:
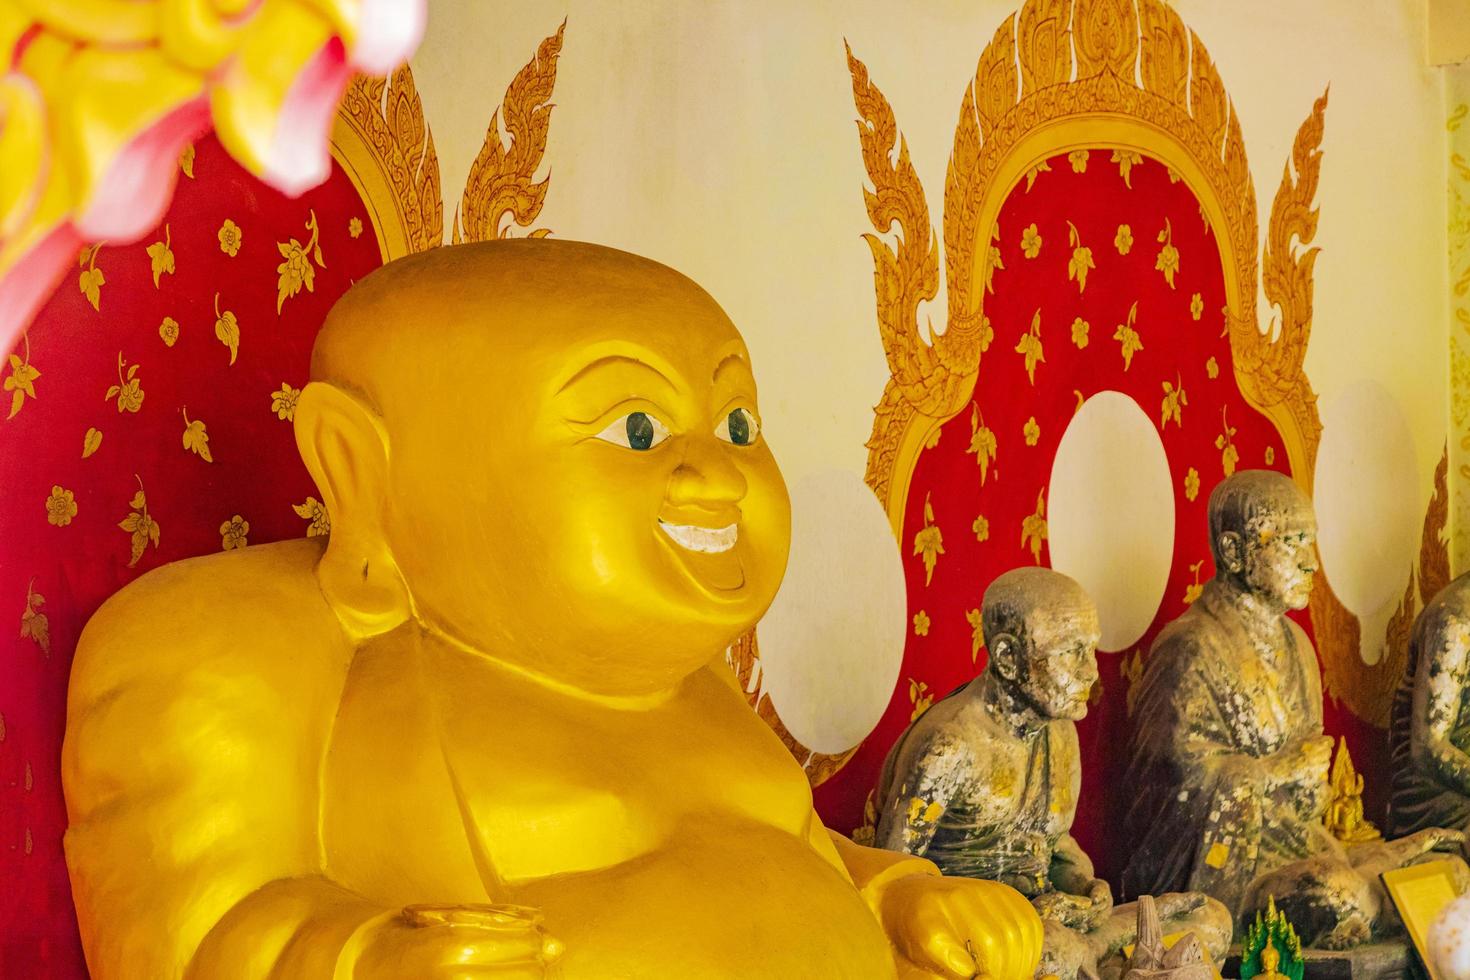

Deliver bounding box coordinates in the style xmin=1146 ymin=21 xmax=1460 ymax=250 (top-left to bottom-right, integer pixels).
xmin=1120 ymin=578 xmax=1334 ymax=916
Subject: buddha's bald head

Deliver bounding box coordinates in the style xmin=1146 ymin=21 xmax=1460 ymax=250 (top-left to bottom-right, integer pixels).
xmin=296 ymin=240 xmax=790 ymax=697
xmin=1207 ymin=469 xmax=1317 ymax=610
xmin=982 ymin=567 xmax=1099 ymax=722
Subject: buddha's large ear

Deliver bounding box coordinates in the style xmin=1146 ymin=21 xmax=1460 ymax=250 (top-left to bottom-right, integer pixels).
xmin=988 ymin=631 xmax=1020 ymax=682
xmin=295 ymin=381 xmax=410 ymax=638
xmin=1216 ymin=530 xmax=1245 ymax=575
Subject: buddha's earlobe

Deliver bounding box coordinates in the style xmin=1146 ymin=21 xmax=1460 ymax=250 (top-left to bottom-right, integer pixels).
xmin=989 ymin=632 xmax=1019 ymax=681
xmin=1217 ymin=531 xmax=1244 ymax=575
xmin=295 ymin=382 xmax=411 ymax=639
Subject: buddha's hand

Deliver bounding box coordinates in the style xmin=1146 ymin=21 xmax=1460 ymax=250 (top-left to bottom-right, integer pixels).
xmin=879 ymin=873 xmax=1043 ymax=980
xmin=350 ymin=904 xmax=563 ymax=979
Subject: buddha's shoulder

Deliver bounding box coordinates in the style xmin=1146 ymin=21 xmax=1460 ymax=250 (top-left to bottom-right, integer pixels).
xmin=1147 ymin=607 xmax=1227 ymax=673
xmin=72 ymin=538 xmax=345 ymax=697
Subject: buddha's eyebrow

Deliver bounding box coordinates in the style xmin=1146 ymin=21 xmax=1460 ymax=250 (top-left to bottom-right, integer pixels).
xmin=555 ymin=355 xmax=678 ymax=396
xmin=712 ymin=352 xmax=751 ymax=383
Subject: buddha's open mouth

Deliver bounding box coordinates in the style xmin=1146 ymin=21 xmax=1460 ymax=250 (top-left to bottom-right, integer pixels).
xmin=658 ymin=520 xmax=738 ymax=554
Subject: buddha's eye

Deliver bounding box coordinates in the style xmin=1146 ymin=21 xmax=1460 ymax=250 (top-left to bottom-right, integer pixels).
xmin=716 ymin=407 xmax=759 ymax=446
xmin=595 ymin=411 xmax=670 ymax=451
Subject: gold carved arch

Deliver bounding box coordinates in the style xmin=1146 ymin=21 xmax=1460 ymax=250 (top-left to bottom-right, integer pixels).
xmin=850 ymin=0 xmax=1408 ymax=724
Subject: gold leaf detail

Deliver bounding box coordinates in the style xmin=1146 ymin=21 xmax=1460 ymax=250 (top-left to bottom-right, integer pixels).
xmin=146 ymin=225 xmax=175 ymax=287
xmin=1066 ymin=220 xmax=1094 ymax=293
xmin=1023 ymin=160 xmax=1052 ymax=192
xmin=118 ymin=476 xmax=160 ymax=567
xmin=1015 ymin=308 xmax=1044 ymax=383
xmin=276 ymin=211 xmax=323 ymax=313
xmin=966 ymin=608 xmax=984 ymax=662
xmin=1214 ymin=405 xmax=1239 ymax=476
xmin=1115 ymin=224 xmax=1133 ymax=255
xmin=1068 ymin=150 xmax=1089 ymax=173
xmin=159 ymin=316 xmax=179 ymax=347
xmin=78 ymin=244 xmax=105 ymax=310
xmin=219 ymin=514 xmax=250 ymax=551
xmin=1112 ymin=149 xmax=1143 ymax=188
xmin=1023 ymin=416 xmax=1040 ymax=446
xmin=908 ymin=676 xmax=932 ymax=718
xmin=1190 ymin=292 xmax=1203 ymax=320
xmin=1184 ymin=466 xmax=1201 ymax=501
xmin=912 ymin=614 xmax=930 ymax=640
xmin=45 ymin=485 xmax=76 ymax=527
xmin=82 ymin=427 xmax=102 ymax=458
xmin=454 ymin=21 xmax=565 ymax=242
xmin=271 ymin=382 xmax=301 ymax=421
xmin=4 ymin=334 xmax=40 ymax=419
xmin=292 ymin=496 xmax=331 ymax=537
xmin=1021 ymin=222 xmax=1043 ymax=258
xmin=20 ymin=578 xmax=49 ymax=657
xmin=912 ymin=492 xmax=944 ymax=586
xmin=218 ymin=219 xmax=242 ymax=257
xmin=1021 ymin=489 xmax=1048 ymax=564
xmin=213 ymin=293 xmax=240 ymax=365
xmin=104 ymin=352 xmax=143 ymax=412
xmin=179 ymin=144 xmax=195 ymax=178
xmin=336 ymin=68 xmax=443 ymax=254
xmin=1183 ymin=559 xmax=1205 ymax=604
xmin=1155 ymin=217 xmax=1180 ymax=288
xmin=181 ymin=408 xmax=213 ymax=463
xmin=972 ymin=514 xmax=989 ymax=542
xmin=1071 ymin=317 xmax=1090 ymax=349
xmin=1113 ymin=301 xmax=1143 ymax=370
xmin=966 ymin=402 xmax=998 ymax=484
xmin=1160 ymin=373 xmax=1188 ymax=428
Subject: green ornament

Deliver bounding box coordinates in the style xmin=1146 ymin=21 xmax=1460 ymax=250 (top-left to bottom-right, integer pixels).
xmin=1239 ymin=896 xmax=1305 ymax=980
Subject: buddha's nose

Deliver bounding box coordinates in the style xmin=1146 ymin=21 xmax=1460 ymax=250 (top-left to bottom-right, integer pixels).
xmin=668 ymin=436 xmax=747 ymax=510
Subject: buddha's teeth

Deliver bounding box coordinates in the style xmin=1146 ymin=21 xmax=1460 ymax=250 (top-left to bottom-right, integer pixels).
xmin=659 ymin=521 xmax=738 ymax=554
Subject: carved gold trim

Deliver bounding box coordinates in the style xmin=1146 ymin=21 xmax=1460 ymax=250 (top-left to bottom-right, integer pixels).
xmin=849 ymin=0 xmax=1400 ymax=723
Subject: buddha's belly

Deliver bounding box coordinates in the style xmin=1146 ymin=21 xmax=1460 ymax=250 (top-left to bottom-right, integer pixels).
xmin=514 ymin=818 xmax=896 ymax=979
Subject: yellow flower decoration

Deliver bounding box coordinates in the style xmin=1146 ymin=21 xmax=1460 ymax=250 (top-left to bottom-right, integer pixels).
xmin=1265 ymin=446 xmax=1276 ymax=466
xmin=985 ymin=223 xmax=1005 ymax=294
xmin=1155 ymin=218 xmax=1180 ymax=288
xmin=1160 ymin=374 xmax=1187 ymax=428
xmin=78 ymin=244 xmax=104 ymax=311
xmin=1023 ymin=160 xmax=1052 ymax=191
xmin=978 ymin=314 xmax=994 ymax=353
xmin=146 ymin=224 xmax=175 ymax=288
xmin=1021 ymin=489 xmax=1048 ymax=563
xmin=277 ymin=210 xmax=325 ymax=313
xmin=1071 ymin=317 xmax=1089 ymax=349
xmin=1113 ymin=301 xmax=1143 ymax=371
xmin=119 ymin=478 xmax=160 ymax=567
xmin=966 ymin=608 xmax=984 ymax=662
xmin=1020 ymin=222 xmax=1043 ymax=259
xmin=972 ymin=514 xmax=990 ymax=542
xmin=293 ymin=496 xmax=332 ymax=537
xmin=908 ymin=677 xmax=933 ymax=720
xmin=348 ymin=217 xmax=364 ymax=239
xmin=1184 ymin=466 xmax=1201 ymax=502
xmin=21 ymin=579 xmax=49 ymax=656
xmin=218 ymin=219 xmax=243 ymax=257
xmin=1023 ymin=416 xmax=1040 ymax=446
xmin=912 ymin=612 xmax=930 ymax=637
xmin=1115 ymin=224 xmax=1133 ymax=255
xmin=1111 ymin=149 xmax=1143 ymax=188
xmin=1068 ymin=150 xmax=1089 ymax=173
xmin=5 ymin=334 xmax=40 ymax=419
xmin=1015 ymin=309 xmax=1044 ymax=384
xmin=181 ymin=408 xmax=213 ymax=462
xmin=1190 ymin=292 xmax=1203 ymax=321
xmin=1183 ymin=560 xmax=1205 ymax=604
xmin=159 ymin=316 xmax=180 ymax=347
xmin=1066 ymin=220 xmax=1094 ymax=294
xmin=104 ymin=353 xmax=144 ymax=413
xmin=1215 ymin=406 xmax=1239 ymax=476
xmin=271 ymin=382 xmax=301 ymax=421
xmin=966 ymin=403 xmax=998 ymax=485
xmin=45 ymin=486 xmax=77 ymax=527
xmin=912 ymin=493 xmax=944 ymax=586
xmin=1206 ymin=356 xmax=1220 ymax=379
xmin=220 ymin=514 xmax=250 ymax=551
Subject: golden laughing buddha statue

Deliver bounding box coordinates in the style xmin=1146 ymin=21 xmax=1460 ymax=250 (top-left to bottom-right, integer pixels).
xmin=61 ymin=240 xmax=1041 ymax=980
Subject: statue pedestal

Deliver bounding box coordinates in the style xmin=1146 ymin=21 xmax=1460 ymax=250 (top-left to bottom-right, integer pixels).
xmin=1222 ymin=941 xmax=1412 ymax=980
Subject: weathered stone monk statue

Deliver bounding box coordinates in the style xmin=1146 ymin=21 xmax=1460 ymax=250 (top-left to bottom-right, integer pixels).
xmin=1121 ymin=470 xmax=1463 ymax=949
xmin=1389 ymin=573 xmax=1470 ymax=838
xmin=873 ymin=568 xmax=1231 ymax=979
xmin=61 ymin=240 xmax=1042 ymax=979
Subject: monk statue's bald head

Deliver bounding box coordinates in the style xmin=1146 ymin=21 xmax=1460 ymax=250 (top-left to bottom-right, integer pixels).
xmin=295 ymin=240 xmax=791 ymax=697
xmin=1206 ymin=469 xmax=1317 ymax=611
xmin=982 ymin=567 xmax=1100 ymax=723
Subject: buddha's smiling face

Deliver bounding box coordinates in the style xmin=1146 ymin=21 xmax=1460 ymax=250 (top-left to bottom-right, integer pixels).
xmin=359 ymin=242 xmax=791 ymax=696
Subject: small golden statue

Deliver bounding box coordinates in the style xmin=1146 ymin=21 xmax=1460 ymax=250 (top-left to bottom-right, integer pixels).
xmin=61 ymin=240 xmax=1042 ymax=979
xmin=1323 ymin=738 xmax=1381 ymax=844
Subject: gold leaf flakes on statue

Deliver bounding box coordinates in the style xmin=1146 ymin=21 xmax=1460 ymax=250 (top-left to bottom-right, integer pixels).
xmin=214 ymin=294 xmax=240 ymax=365
xmin=1066 ymin=221 xmax=1095 ymax=293
xmin=78 ymin=245 xmax=105 ymax=311
xmin=908 ymin=677 xmax=933 ymax=718
xmin=1016 ymin=308 xmax=1044 ymax=383
xmin=276 ymin=210 xmax=324 ymax=313
xmin=1113 ymin=301 xmax=1143 ymax=370
xmin=146 ymin=225 xmax=175 ymax=288
xmin=178 ymin=144 xmax=195 ymax=179
xmin=1021 ymin=489 xmax=1048 ymax=563
xmin=973 ymin=514 xmax=990 ymax=542
xmin=1183 ymin=560 xmax=1205 ymax=604
xmin=1024 ymin=416 xmax=1040 ymax=446
xmin=1184 ymin=466 xmax=1201 ymax=501
xmin=1071 ymin=317 xmax=1089 ymax=349
xmin=219 ymin=514 xmax=250 ymax=551
xmin=271 ymin=383 xmax=301 ymax=421
xmin=1023 ymin=160 xmax=1052 ymax=192
xmin=118 ymin=477 xmax=160 ymax=568
xmin=913 ymin=492 xmax=944 ymax=586
xmin=966 ymin=403 xmax=998 ymax=484
xmin=1112 ymin=149 xmax=1143 ymax=188
xmin=1155 ymin=218 xmax=1180 ymax=288
xmin=218 ymin=219 xmax=242 ymax=257
xmin=104 ymin=353 xmax=144 ymax=413
xmin=1160 ymin=373 xmax=1188 ymax=428
xmin=1324 ymin=737 xmax=1381 ymax=844
xmin=967 ymin=608 xmax=984 ymax=662
xmin=1021 ymin=222 xmax=1043 ymax=258
xmin=1069 ymin=150 xmax=1089 ymax=173
xmin=4 ymin=333 xmax=39 ymax=419
xmin=293 ymin=496 xmax=331 ymax=537
xmin=454 ymin=22 xmax=566 ymax=243
xmin=159 ymin=316 xmax=179 ymax=347
xmin=912 ymin=612 xmax=931 ymax=638
xmin=181 ymin=409 xmax=213 ymax=463
xmin=1115 ymin=223 xmax=1133 ymax=255
xmin=20 ymin=579 xmax=49 ymax=657
xmin=82 ymin=427 xmax=102 ymax=458
xmin=1215 ymin=406 xmax=1240 ymax=476
xmin=45 ymin=485 xmax=77 ymax=527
